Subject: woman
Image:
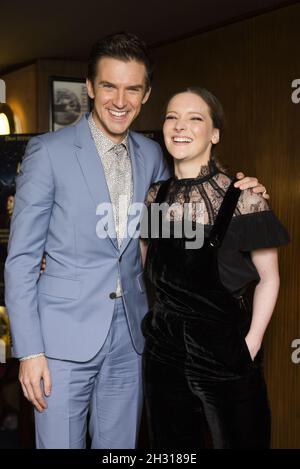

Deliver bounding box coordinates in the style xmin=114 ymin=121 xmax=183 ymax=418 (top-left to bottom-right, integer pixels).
xmin=140 ymin=88 xmax=289 ymax=449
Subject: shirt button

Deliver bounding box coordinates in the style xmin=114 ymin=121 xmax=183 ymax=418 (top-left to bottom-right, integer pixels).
xmin=109 ymin=292 xmax=116 ymax=299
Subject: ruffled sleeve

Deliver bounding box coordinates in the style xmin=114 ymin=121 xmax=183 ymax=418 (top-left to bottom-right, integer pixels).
xmin=233 ymin=210 xmax=290 ymax=252
xmin=231 ymin=188 xmax=290 ymax=251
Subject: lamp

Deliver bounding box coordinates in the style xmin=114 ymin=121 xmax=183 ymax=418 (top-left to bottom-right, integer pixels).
xmin=0 ymin=103 xmax=15 ymax=135
xmin=0 ymin=79 xmax=15 ymax=135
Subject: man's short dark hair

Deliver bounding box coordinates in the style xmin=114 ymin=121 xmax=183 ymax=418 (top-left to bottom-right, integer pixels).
xmin=87 ymin=32 xmax=153 ymax=90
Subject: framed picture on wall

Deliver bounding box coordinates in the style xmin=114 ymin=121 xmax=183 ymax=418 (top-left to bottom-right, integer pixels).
xmin=49 ymin=77 xmax=91 ymax=131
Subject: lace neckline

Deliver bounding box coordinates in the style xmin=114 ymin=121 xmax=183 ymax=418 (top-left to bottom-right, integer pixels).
xmin=173 ymin=160 xmax=218 ymax=185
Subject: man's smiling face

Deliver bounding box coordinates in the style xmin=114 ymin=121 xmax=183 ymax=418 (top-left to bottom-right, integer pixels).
xmin=86 ymin=57 xmax=151 ymax=143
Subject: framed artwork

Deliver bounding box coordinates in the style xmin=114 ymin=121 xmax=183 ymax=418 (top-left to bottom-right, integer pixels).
xmin=0 ymin=134 xmax=39 ymax=305
xmin=49 ymin=77 xmax=91 ymax=131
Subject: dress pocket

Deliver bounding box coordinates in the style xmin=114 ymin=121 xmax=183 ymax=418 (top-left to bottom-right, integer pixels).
xmin=241 ymin=336 xmax=254 ymax=364
xmin=209 ymin=325 xmax=254 ymax=374
xmin=242 ymin=336 xmax=264 ymax=366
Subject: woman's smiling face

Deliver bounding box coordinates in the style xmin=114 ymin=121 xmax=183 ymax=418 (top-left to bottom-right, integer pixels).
xmin=163 ymin=92 xmax=220 ymax=163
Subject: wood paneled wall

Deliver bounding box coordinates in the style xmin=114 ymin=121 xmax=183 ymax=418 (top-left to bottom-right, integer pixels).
xmin=135 ymin=3 xmax=300 ymax=448
xmin=1 ymin=59 xmax=87 ymax=133
xmin=3 ymin=64 xmax=38 ymax=133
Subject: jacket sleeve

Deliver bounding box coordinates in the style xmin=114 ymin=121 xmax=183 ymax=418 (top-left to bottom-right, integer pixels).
xmin=4 ymin=136 xmax=55 ymax=358
xmin=152 ymin=142 xmax=171 ymax=183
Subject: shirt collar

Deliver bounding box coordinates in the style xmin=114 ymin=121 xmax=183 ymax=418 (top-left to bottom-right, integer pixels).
xmin=88 ymin=113 xmax=129 ymax=154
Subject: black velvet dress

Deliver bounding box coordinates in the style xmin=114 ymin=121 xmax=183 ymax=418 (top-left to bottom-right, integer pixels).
xmin=141 ymin=161 xmax=289 ymax=449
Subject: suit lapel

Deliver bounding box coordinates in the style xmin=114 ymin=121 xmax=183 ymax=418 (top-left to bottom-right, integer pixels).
xmin=74 ymin=115 xmax=118 ymax=250
xmin=119 ymin=133 xmax=146 ymax=256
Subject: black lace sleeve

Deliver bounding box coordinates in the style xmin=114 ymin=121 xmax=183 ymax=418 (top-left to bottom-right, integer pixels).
xmin=144 ymin=181 xmax=163 ymax=207
xmin=140 ymin=181 xmax=163 ymax=240
xmin=233 ymin=189 xmax=290 ymax=251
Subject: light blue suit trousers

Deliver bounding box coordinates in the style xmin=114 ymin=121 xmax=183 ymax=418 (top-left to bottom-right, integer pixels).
xmin=35 ymin=298 xmax=143 ymax=449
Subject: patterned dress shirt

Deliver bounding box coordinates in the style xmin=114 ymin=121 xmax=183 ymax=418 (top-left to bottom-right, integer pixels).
xmin=88 ymin=113 xmax=133 ymax=296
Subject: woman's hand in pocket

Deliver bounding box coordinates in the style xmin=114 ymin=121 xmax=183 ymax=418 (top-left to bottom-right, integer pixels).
xmin=245 ymin=333 xmax=262 ymax=361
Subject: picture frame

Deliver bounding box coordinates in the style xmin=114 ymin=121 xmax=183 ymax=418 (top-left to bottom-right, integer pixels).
xmin=49 ymin=76 xmax=91 ymax=131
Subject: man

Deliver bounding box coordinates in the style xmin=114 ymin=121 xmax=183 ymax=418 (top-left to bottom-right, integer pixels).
xmin=4 ymin=33 xmax=268 ymax=449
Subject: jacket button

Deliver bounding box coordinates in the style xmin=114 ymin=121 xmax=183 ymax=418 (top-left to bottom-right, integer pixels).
xmin=109 ymin=292 xmax=116 ymax=299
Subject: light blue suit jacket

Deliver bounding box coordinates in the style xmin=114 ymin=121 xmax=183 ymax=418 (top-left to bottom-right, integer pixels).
xmin=4 ymin=114 xmax=170 ymax=361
